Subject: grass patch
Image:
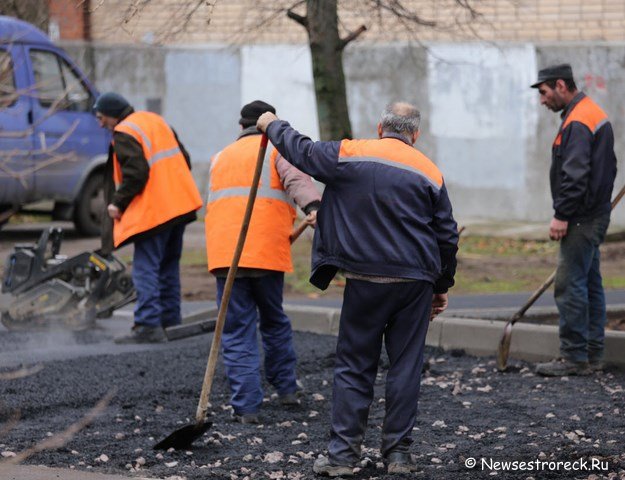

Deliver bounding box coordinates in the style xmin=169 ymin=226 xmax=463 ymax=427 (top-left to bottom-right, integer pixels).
xmin=8 ymin=213 xmax=52 ymax=224
xmin=603 ymin=276 xmax=625 ymax=289
xmin=180 ymin=248 xmax=207 ymax=266
xmin=459 ymin=236 xmax=557 ymax=257
xmin=286 ymin=238 xmax=319 ymax=294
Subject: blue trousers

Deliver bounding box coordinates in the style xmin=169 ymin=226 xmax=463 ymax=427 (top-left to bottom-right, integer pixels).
xmin=328 ymin=279 xmax=433 ymax=466
xmin=216 ymin=272 xmax=297 ymax=415
xmin=132 ymin=223 xmax=185 ymax=328
xmin=555 ymin=213 xmax=610 ymax=363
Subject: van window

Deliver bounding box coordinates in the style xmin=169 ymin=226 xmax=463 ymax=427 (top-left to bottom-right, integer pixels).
xmin=0 ymin=50 xmax=17 ymax=109
xmin=30 ymin=49 xmax=93 ymax=112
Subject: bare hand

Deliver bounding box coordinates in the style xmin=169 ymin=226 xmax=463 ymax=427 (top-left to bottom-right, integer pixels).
xmin=257 ymin=112 xmax=279 ymax=133
xmin=430 ymin=293 xmax=448 ymax=321
xmin=549 ymin=217 xmax=568 ymax=241
xmin=304 ymin=210 xmax=317 ymax=228
xmin=107 ymin=203 xmax=122 ymax=220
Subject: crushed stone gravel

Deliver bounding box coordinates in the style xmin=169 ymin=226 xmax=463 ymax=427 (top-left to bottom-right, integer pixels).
xmin=1 ymin=331 xmax=624 ymax=479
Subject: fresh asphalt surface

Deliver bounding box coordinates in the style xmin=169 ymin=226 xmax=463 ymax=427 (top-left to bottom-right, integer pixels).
xmin=2 ymin=291 xmax=625 ymax=479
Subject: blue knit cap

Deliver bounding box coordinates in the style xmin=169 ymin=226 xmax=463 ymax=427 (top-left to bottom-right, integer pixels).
xmin=93 ymin=92 xmax=131 ymax=118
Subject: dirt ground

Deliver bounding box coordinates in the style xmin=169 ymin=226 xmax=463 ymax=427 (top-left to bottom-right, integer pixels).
xmin=0 ymin=331 xmax=624 ymax=480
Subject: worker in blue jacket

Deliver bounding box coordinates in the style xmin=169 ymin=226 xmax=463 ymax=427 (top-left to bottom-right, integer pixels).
xmin=531 ymin=64 xmax=617 ymax=376
xmin=257 ymin=102 xmax=458 ymax=477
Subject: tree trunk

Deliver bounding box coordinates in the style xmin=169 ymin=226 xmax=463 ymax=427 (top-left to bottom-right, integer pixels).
xmin=306 ymin=0 xmax=352 ymax=141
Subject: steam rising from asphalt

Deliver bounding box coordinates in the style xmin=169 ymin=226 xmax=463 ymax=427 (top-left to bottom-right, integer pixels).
xmin=0 ymin=313 xmax=141 ymax=369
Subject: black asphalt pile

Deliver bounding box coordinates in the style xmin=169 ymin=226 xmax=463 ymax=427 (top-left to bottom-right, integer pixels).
xmin=1 ymin=331 xmax=624 ymax=480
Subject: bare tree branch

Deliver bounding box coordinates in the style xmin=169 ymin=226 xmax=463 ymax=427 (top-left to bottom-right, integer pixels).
xmin=0 ymin=365 xmax=44 ymax=381
xmin=368 ymin=0 xmax=437 ymax=28
xmin=338 ymin=24 xmax=367 ymax=50
xmin=287 ymin=1 xmax=308 ymax=28
xmin=1 ymin=388 xmax=116 ymax=465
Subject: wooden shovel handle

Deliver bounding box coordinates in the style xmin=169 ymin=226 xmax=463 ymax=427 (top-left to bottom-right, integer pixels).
xmin=289 ymin=219 xmax=310 ymax=244
xmin=196 ymin=134 xmax=268 ymax=422
xmin=510 ymin=181 xmax=625 ymax=326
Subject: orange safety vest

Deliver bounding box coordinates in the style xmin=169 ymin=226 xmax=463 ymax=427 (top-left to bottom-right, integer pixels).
xmin=205 ymin=134 xmax=296 ymax=272
xmin=112 ymin=111 xmax=202 ymax=247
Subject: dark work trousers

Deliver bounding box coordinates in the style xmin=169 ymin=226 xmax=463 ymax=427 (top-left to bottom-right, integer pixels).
xmin=328 ymin=278 xmax=433 ymax=466
xmin=132 ymin=223 xmax=185 ymax=328
xmin=216 ymin=271 xmax=298 ymax=415
xmin=555 ymin=212 xmax=610 ymax=363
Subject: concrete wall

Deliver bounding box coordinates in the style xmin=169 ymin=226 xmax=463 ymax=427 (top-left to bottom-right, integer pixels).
xmin=63 ymin=41 xmax=625 ymax=227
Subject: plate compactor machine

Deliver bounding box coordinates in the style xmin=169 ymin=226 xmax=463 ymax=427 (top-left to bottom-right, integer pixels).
xmin=1 ymin=228 xmax=135 ymax=331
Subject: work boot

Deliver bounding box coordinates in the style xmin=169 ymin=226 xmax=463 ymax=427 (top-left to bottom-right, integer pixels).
xmin=279 ymin=392 xmax=301 ymax=406
xmin=589 ymin=359 xmax=605 ymax=372
xmin=535 ymin=358 xmax=591 ymax=377
xmin=114 ymin=325 xmax=166 ymax=344
xmin=233 ymin=413 xmax=261 ymax=424
xmin=385 ymin=451 xmax=420 ymax=474
xmin=312 ymin=456 xmax=354 ymax=477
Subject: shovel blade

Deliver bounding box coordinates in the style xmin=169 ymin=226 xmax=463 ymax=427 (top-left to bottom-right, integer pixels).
xmin=154 ymin=421 xmax=212 ymax=450
xmin=496 ymin=322 xmax=513 ymax=371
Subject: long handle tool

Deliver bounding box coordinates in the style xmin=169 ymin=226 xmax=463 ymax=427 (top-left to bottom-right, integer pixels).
xmin=496 ymin=182 xmax=625 ymax=371
xmin=154 ymin=134 xmax=269 ymax=449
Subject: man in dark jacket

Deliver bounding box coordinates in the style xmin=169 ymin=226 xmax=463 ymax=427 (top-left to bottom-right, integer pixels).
xmin=94 ymin=92 xmax=202 ymax=344
xmin=531 ymin=64 xmax=617 ymax=376
xmin=257 ymin=102 xmax=458 ymax=477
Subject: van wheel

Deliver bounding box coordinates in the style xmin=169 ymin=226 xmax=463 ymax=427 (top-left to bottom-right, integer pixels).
xmin=73 ymin=173 xmax=105 ymax=237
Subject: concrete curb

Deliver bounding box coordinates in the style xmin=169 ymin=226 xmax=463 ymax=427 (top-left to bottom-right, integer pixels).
xmin=282 ymin=304 xmax=625 ymax=367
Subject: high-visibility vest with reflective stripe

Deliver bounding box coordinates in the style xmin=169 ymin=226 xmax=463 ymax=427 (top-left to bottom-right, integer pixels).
xmin=205 ymin=134 xmax=296 ymax=272
xmin=112 ymin=111 xmax=202 ymax=247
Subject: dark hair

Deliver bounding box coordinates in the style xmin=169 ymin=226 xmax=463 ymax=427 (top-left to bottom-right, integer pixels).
xmin=545 ymin=78 xmax=577 ymax=92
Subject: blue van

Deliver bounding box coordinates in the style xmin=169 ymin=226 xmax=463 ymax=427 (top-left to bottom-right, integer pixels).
xmin=0 ymin=16 xmax=109 ymax=236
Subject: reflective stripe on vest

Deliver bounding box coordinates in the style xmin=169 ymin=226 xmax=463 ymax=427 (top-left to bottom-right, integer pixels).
xmin=338 ymin=155 xmax=442 ymax=191
xmin=111 ymin=111 xmax=202 ymax=247
xmin=119 ymin=120 xmax=153 ymax=155
xmin=207 ymin=146 xmax=293 ymax=206
xmin=205 ymin=140 xmax=295 ymax=272
xmin=112 ymin=145 xmax=183 ymax=188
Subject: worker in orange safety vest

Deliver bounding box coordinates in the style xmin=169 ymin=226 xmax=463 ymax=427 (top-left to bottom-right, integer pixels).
xmin=94 ymin=92 xmax=203 ymax=344
xmin=205 ymin=100 xmax=321 ymax=423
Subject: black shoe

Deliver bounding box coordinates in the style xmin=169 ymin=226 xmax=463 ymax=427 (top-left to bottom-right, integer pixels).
xmin=279 ymin=392 xmax=301 ymax=406
xmin=312 ymin=456 xmax=354 ymax=477
xmin=233 ymin=413 xmax=260 ymax=424
xmin=114 ymin=325 xmax=166 ymax=344
xmin=535 ymin=357 xmax=591 ymax=376
xmin=589 ymin=359 xmax=605 ymax=372
xmin=385 ymin=451 xmax=420 ymax=474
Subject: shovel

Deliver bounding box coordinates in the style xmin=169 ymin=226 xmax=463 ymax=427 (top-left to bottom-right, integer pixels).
xmin=496 ymin=182 xmax=625 ymax=371
xmin=154 ymin=134 xmax=269 ymax=450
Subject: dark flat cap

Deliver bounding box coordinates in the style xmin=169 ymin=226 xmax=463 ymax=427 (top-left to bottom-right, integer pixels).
xmin=239 ymin=100 xmax=276 ymax=128
xmin=531 ymin=64 xmax=574 ymax=88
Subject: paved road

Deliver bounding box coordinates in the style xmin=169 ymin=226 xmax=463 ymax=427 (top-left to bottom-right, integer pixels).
xmin=283 ymin=290 xmax=625 ymax=310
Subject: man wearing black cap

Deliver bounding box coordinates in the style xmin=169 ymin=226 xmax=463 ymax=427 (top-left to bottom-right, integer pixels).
xmin=531 ymin=64 xmax=617 ymax=376
xmin=204 ymin=100 xmax=321 ymax=423
xmin=93 ymin=92 xmax=203 ymax=344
